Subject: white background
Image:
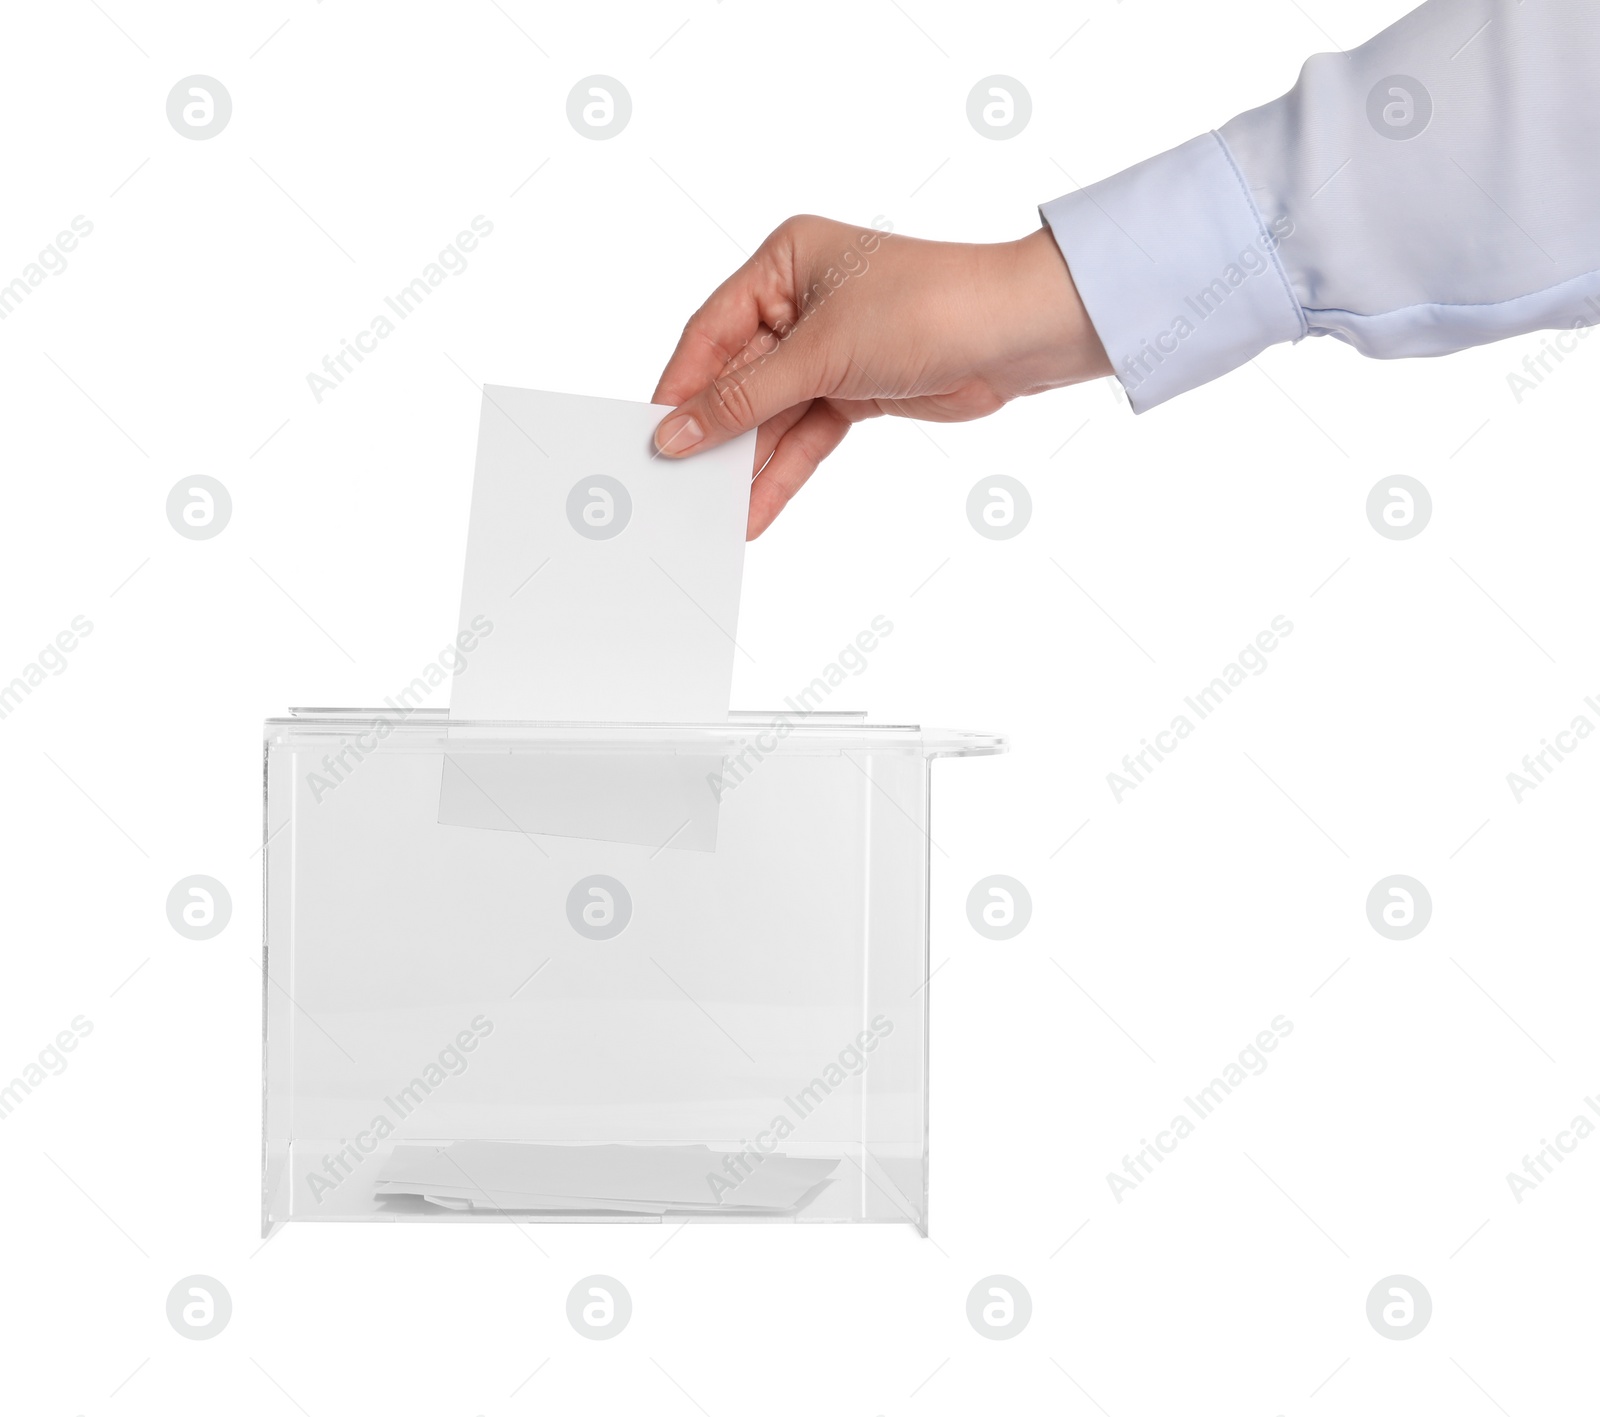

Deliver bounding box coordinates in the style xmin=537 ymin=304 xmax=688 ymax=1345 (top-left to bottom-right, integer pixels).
xmin=3 ymin=1 xmax=1596 ymax=1413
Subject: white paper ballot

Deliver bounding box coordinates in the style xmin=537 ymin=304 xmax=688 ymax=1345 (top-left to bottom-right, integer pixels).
xmin=449 ymin=386 xmax=755 ymax=723
xmin=374 ymin=1142 xmax=839 ymax=1214
xmin=437 ymin=750 xmax=722 ymax=851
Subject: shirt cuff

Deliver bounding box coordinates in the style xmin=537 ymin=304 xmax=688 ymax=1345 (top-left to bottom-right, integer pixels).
xmin=1040 ymin=132 xmax=1306 ymax=412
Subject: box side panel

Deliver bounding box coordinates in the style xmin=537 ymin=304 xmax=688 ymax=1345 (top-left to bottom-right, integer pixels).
xmin=853 ymin=753 xmax=931 ymax=1230
xmin=262 ymin=742 xmax=297 ymax=1231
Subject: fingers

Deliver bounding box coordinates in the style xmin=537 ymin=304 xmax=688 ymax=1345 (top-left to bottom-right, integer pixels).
xmin=655 ymin=319 xmax=825 ymax=459
xmin=651 ymin=267 xmax=769 ymax=410
xmin=651 ymin=225 xmax=802 ymax=409
xmin=752 ymin=399 xmax=813 ymax=472
xmin=746 ymin=400 xmax=852 ymax=539
xmin=653 ymin=221 xmax=834 ymax=458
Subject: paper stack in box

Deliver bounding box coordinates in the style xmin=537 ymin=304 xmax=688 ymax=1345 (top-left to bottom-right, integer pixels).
xmin=375 ymin=1142 xmax=838 ymax=1216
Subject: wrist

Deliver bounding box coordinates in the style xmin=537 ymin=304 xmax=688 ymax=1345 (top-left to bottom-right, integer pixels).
xmin=992 ymin=227 xmax=1112 ymax=393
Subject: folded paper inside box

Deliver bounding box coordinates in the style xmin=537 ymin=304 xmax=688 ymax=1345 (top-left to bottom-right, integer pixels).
xmin=374 ymin=1141 xmax=838 ymax=1215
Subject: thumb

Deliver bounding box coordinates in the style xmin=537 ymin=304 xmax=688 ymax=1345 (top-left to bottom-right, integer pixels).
xmin=653 ymin=336 xmax=817 ymax=459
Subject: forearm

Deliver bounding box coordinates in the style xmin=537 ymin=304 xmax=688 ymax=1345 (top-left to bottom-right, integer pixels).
xmin=1042 ymin=0 xmax=1600 ymax=410
xmin=978 ymin=229 xmax=1114 ymax=398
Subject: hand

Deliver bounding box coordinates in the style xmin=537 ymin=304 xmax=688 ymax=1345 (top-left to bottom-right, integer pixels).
xmin=651 ymin=215 xmax=1112 ymax=538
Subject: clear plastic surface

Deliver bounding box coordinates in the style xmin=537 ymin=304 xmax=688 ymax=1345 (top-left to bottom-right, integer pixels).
xmin=262 ymin=711 xmax=1004 ymax=1233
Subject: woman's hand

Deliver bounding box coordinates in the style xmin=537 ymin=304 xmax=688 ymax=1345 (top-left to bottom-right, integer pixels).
xmin=651 ymin=215 xmax=1111 ymax=538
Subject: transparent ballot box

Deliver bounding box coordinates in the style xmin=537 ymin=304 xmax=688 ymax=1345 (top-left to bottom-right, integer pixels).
xmin=262 ymin=709 xmax=1005 ymax=1233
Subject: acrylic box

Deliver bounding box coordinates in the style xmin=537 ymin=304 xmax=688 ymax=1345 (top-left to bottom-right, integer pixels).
xmin=261 ymin=709 xmax=1005 ymax=1233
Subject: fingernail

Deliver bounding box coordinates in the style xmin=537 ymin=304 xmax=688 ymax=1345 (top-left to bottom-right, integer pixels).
xmin=655 ymin=413 xmax=703 ymax=455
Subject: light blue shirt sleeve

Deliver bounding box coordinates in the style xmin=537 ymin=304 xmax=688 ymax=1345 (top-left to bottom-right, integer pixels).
xmin=1041 ymin=0 xmax=1600 ymax=411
